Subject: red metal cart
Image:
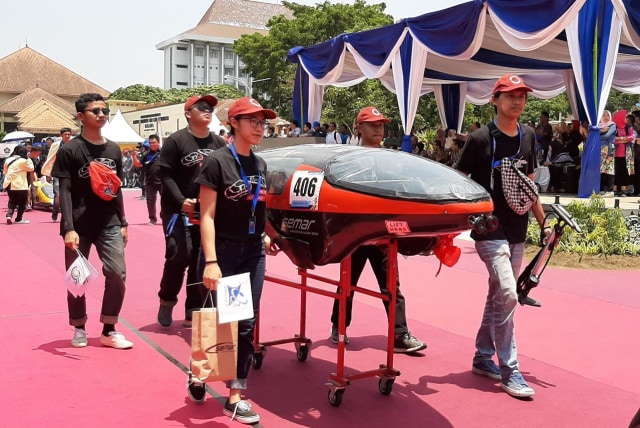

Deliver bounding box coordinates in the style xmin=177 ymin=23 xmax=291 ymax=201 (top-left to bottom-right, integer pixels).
xmin=253 ymin=237 xmax=402 ymax=407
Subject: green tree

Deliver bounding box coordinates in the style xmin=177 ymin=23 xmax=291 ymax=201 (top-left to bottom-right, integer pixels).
xmin=108 ymin=84 xmax=166 ymax=103
xmin=234 ymin=0 xmax=394 ymax=120
xmin=606 ymin=88 xmax=640 ymax=114
xmin=107 ymin=84 xmax=244 ymax=104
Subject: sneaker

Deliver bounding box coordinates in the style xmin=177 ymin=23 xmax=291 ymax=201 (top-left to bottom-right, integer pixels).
xmin=330 ymin=325 xmax=349 ymax=344
xmin=99 ymin=331 xmax=133 ymax=349
xmin=187 ymin=379 xmax=206 ymax=403
xmin=501 ymin=371 xmax=535 ymax=398
xmin=393 ymin=332 xmax=427 ymax=353
xmin=158 ymin=304 xmax=173 ymax=327
xmin=14 ymin=219 xmax=30 ymax=224
xmin=472 ymin=359 xmax=501 ymax=381
xmin=223 ymin=399 xmax=260 ymax=425
xmin=182 ymin=318 xmax=192 ymax=328
xmin=148 ymin=220 xmax=156 ymax=226
xmin=71 ymin=328 xmax=88 ymax=348
xmin=6 ymin=216 xmax=11 ymax=225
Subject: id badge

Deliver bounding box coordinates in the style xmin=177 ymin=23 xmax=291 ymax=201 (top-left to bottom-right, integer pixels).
xmin=248 ymin=216 xmax=256 ymax=234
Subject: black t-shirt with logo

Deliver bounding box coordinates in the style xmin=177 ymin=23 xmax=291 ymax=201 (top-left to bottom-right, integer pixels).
xmin=51 ymin=135 xmax=123 ymax=236
xmin=456 ymin=124 xmax=536 ymax=244
xmin=158 ymin=128 xmax=226 ymax=213
xmin=195 ymin=146 xmax=267 ymax=240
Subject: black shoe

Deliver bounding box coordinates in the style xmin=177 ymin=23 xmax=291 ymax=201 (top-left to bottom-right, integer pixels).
xmin=394 ymin=332 xmax=427 ymax=353
xmin=223 ymin=399 xmax=260 ymax=424
xmin=330 ymin=325 xmax=349 ymax=344
xmin=187 ymin=379 xmax=206 ymax=403
xmin=51 ymin=213 xmax=58 ymax=222
xmin=157 ymin=304 xmax=173 ymax=327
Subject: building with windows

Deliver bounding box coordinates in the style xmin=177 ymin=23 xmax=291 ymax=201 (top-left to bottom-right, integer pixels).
xmin=155 ymin=0 xmax=292 ymax=93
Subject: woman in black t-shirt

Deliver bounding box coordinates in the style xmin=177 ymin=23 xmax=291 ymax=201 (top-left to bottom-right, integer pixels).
xmin=194 ymin=97 xmax=276 ymax=424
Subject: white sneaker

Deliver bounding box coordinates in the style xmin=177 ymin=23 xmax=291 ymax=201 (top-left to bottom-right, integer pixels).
xmin=71 ymin=328 xmax=88 ymax=348
xmin=100 ymin=331 xmax=133 ymax=349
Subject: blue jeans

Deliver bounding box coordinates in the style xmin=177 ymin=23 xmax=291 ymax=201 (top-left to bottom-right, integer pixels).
xmin=203 ymin=237 xmax=265 ymax=390
xmin=65 ymin=225 xmax=127 ymax=326
xmin=473 ymin=240 xmax=524 ymax=379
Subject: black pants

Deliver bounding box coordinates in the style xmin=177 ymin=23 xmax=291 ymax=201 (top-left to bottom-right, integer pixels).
xmin=614 ymin=157 xmax=629 ymax=188
xmin=601 ymin=173 xmax=614 ymax=192
xmin=634 ymin=158 xmax=640 ymax=195
xmin=158 ymin=212 xmax=202 ymax=314
xmin=330 ymin=245 xmax=408 ymax=337
xmin=145 ymin=182 xmax=161 ymax=222
xmin=6 ymin=189 xmax=28 ymax=221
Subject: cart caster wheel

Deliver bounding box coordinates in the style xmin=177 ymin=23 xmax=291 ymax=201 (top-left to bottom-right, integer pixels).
xmin=296 ymin=344 xmax=309 ymax=362
xmin=328 ymin=388 xmax=344 ymax=407
xmin=252 ymin=347 xmax=266 ymax=370
xmin=378 ymin=378 xmax=394 ymax=395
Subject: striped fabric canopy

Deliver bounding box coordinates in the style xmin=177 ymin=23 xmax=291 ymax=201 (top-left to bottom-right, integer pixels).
xmin=287 ymin=0 xmax=640 ymax=197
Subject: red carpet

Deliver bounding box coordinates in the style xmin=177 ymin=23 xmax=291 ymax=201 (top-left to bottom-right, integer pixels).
xmin=1 ymin=189 xmax=638 ymax=427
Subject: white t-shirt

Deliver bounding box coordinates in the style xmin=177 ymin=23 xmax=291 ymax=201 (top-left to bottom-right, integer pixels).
xmin=348 ymin=135 xmax=361 ymax=145
xmin=325 ymin=130 xmax=340 ymax=144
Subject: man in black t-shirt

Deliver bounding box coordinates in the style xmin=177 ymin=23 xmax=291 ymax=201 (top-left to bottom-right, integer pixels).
xmin=329 ymin=107 xmax=427 ymax=354
xmin=52 ymin=93 xmax=132 ymax=350
xmin=456 ymin=75 xmax=550 ymax=399
xmin=156 ymin=94 xmax=226 ymax=327
xmin=142 ymin=134 xmax=162 ymax=225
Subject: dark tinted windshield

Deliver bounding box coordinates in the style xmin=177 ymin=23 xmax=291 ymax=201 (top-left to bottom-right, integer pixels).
xmin=326 ymin=149 xmax=487 ymax=202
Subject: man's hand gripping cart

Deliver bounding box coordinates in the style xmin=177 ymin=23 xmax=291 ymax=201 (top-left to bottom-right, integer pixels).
xmin=517 ymin=204 xmax=582 ymax=307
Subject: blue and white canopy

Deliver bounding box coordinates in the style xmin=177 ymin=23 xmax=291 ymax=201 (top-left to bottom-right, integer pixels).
xmin=287 ymin=0 xmax=640 ymax=197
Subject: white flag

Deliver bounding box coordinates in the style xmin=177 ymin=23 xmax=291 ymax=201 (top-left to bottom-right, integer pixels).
xmin=64 ymin=250 xmax=100 ymax=297
xmin=216 ymin=272 xmax=254 ymax=324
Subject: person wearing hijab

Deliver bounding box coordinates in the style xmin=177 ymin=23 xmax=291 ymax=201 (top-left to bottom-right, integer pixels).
xmin=3 ymin=146 xmax=34 ymax=224
xmin=599 ymin=110 xmax=617 ymax=195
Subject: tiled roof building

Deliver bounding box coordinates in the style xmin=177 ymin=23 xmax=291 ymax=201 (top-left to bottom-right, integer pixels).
xmin=0 ymin=46 xmax=108 ymax=135
xmin=155 ymin=0 xmax=292 ymax=92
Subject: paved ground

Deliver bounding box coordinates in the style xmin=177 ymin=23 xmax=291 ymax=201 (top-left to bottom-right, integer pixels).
xmin=1 ymin=189 xmax=639 ymax=427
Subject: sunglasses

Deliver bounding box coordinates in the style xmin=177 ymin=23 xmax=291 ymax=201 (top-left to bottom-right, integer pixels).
xmin=190 ymin=104 xmax=214 ymax=113
xmin=83 ymin=108 xmax=110 ymax=116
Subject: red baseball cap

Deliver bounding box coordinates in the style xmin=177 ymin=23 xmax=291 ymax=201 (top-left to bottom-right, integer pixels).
xmin=184 ymin=94 xmax=218 ymax=111
xmin=492 ymin=74 xmax=533 ymax=95
xmin=228 ymin=97 xmax=276 ymax=119
xmin=357 ymin=106 xmax=390 ymax=124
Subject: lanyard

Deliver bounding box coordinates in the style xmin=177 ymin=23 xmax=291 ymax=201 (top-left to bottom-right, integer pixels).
xmin=491 ymin=121 xmax=523 ymax=169
xmin=229 ymin=144 xmax=261 ymax=233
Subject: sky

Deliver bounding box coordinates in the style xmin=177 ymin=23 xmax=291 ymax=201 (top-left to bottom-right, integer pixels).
xmin=0 ymin=0 xmax=464 ymax=92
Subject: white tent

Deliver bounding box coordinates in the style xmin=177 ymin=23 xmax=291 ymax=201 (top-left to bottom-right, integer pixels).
xmin=102 ymin=109 xmax=144 ymax=144
xmin=208 ymin=110 xmax=226 ymax=134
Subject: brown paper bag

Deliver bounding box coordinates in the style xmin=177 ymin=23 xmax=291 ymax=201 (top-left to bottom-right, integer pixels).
xmin=191 ymin=307 xmax=238 ymax=383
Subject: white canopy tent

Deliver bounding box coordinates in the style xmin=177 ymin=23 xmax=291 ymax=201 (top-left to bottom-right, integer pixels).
xmin=102 ymin=109 xmax=144 ymax=144
xmin=288 ymin=0 xmax=640 ymax=196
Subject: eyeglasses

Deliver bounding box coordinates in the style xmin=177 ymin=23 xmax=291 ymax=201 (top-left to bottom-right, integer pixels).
xmin=237 ymin=116 xmax=269 ymax=129
xmin=83 ymin=108 xmax=110 ymax=116
xmin=190 ymin=104 xmax=214 ymax=113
